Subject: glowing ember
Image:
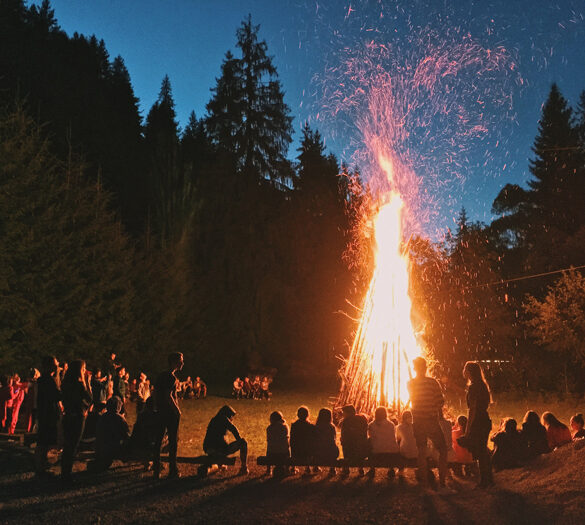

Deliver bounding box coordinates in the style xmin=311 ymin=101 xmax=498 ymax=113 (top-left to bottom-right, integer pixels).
xmin=338 ymin=153 xmax=420 ymax=416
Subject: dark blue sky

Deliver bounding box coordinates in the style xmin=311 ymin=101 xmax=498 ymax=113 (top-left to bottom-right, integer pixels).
xmin=32 ymin=0 xmax=585 ymax=234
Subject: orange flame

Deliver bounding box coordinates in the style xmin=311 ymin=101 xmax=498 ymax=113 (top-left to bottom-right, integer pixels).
xmin=339 ymin=153 xmax=421 ymax=415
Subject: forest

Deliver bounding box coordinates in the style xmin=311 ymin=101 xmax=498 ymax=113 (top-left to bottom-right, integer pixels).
xmin=2 ymin=0 xmax=585 ymax=392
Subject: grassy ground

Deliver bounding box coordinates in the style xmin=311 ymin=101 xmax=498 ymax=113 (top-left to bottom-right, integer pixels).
xmin=1 ymin=389 xmax=584 ymax=525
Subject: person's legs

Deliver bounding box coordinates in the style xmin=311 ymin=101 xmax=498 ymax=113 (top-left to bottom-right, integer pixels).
xmin=414 ymin=421 xmax=429 ymax=486
xmin=152 ymin=415 xmax=167 ymax=478
xmin=61 ymin=415 xmax=85 ymax=480
xmin=166 ymin=413 xmax=180 ymax=476
xmin=477 ymin=446 xmax=493 ymax=486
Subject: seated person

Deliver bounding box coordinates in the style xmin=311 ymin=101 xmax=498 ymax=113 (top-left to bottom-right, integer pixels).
xmin=251 ymin=376 xmax=261 ymax=399
xmin=520 ymin=411 xmax=549 ymax=458
xmin=128 ymin=397 xmax=163 ymax=469
xmin=367 ymin=406 xmax=400 ymax=478
xmin=491 ymin=418 xmax=525 ymax=471
xmin=291 ymin=406 xmax=316 ymax=474
xmin=340 ymin=404 xmax=368 ymax=476
xmin=451 ymin=415 xmax=473 ymax=475
xmin=542 ymin=412 xmax=572 ymax=450
xmin=194 ymin=377 xmax=207 ymax=399
xmin=260 ymin=377 xmax=271 ymax=400
xmin=570 ymin=413 xmax=585 ymax=440
xmin=266 ymin=410 xmax=290 ymax=476
xmin=181 ymin=377 xmax=194 ymax=399
xmin=93 ymin=396 xmax=130 ymax=471
xmin=232 ymin=377 xmax=244 ymax=399
xmin=203 ymin=405 xmax=248 ymax=475
xmin=242 ymin=377 xmax=252 ymax=399
xmin=314 ymin=408 xmax=339 ymax=476
xmin=396 ymin=410 xmax=418 ymax=464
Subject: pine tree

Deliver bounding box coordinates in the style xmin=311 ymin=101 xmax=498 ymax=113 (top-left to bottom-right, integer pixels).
xmin=206 ymin=16 xmax=293 ymax=184
xmin=144 ymin=76 xmax=193 ymax=247
xmin=0 ymin=108 xmax=137 ymax=370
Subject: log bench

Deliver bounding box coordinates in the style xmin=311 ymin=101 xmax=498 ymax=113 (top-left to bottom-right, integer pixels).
xmin=163 ymin=454 xmax=237 ymax=477
xmin=257 ymin=456 xmax=473 ymax=473
xmin=0 ymin=432 xmax=37 ymax=447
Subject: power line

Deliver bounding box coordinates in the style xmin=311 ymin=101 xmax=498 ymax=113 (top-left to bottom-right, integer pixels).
xmin=475 ymin=264 xmax=585 ymax=288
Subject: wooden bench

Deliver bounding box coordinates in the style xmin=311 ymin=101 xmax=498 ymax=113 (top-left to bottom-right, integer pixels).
xmin=257 ymin=456 xmax=473 ymax=474
xmin=0 ymin=432 xmax=37 ymax=447
xmin=163 ymin=454 xmax=237 ymax=477
xmin=257 ymin=456 xmax=418 ymax=469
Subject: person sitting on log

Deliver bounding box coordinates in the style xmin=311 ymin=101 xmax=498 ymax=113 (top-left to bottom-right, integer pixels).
xmin=266 ymin=410 xmax=290 ymax=477
xmin=570 ymin=413 xmax=585 ymax=440
xmin=194 ymin=377 xmax=207 ymax=399
xmin=340 ymin=404 xmax=368 ymax=477
xmin=367 ymin=406 xmax=401 ymax=479
xmin=232 ymin=377 xmax=244 ymax=399
xmin=203 ymin=405 xmax=248 ymax=475
xmin=260 ymin=376 xmax=271 ymax=400
xmin=314 ymin=408 xmax=339 ymax=476
xmin=542 ymin=412 xmax=572 ymax=451
xmin=93 ymin=396 xmax=130 ymax=472
xmin=519 ymin=411 xmax=549 ymax=458
xmin=490 ymin=417 xmax=525 ymax=471
xmin=243 ymin=377 xmax=253 ymax=399
xmin=291 ymin=406 xmax=316 ymax=474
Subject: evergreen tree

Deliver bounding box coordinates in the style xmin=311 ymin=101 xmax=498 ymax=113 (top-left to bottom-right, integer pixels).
xmin=144 ymin=76 xmax=193 ymax=247
xmin=206 ymin=16 xmax=293 ymax=184
xmin=492 ymin=84 xmax=585 ymax=275
xmin=0 ymin=108 xmax=137 ymax=370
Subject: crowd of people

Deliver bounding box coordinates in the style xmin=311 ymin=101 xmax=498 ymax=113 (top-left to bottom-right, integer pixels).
xmin=232 ymin=375 xmax=272 ymax=400
xmin=0 ymin=352 xmax=209 ymax=482
xmin=2 ymin=352 xmax=584 ymax=491
xmin=263 ymin=358 xmax=585 ymax=492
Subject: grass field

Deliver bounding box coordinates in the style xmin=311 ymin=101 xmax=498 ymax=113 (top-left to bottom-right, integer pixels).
xmin=159 ymin=388 xmax=585 ymax=458
xmin=1 ymin=388 xmax=585 ymax=525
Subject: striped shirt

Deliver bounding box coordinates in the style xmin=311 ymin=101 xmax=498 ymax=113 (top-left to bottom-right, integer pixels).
xmin=407 ymin=376 xmax=444 ymax=420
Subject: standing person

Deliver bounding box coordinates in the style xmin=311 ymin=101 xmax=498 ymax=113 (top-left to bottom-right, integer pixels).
xmin=340 ymin=404 xmax=368 ymax=476
xmin=91 ymin=369 xmax=108 ymax=406
xmin=60 ymin=360 xmax=93 ymax=483
xmin=21 ymin=368 xmax=40 ymax=433
xmin=203 ymin=405 xmax=249 ymax=474
xmin=34 ymin=356 xmax=62 ymax=476
xmin=0 ymin=375 xmax=17 ymax=432
xmin=460 ymin=361 xmax=493 ymax=488
xmin=152 ymin=352 xmax=184 ymax=480
xmin=290 ymin=406 xmax=316 ymax=474
xmin=136 ymin=373 xmax=150 ymax=413
xmin=9 ymin=374 xmax=28 ymax=434
xmin=407 ymin=357 xmax=449 ymax=491
xmin=112 ymin=366 xmax=127 ymax=412
xmin=451 ymin=415 xmax=473 ymax=475
xmin=368 ymin=406 xmax=400 ymax=478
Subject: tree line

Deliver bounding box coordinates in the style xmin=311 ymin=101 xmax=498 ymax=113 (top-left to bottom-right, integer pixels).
xmin=1 ymin=1 xmax=585 ymax=391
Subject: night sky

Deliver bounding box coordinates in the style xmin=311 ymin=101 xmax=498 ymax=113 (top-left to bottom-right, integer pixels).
xmin=31 ymin=0 xmax=585 ymax=235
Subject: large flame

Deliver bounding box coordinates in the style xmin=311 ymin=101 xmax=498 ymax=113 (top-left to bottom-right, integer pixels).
xmin=338 ymin=153 xmax=421 ymax=416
